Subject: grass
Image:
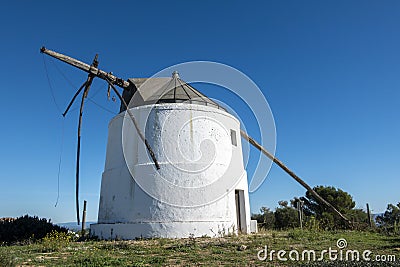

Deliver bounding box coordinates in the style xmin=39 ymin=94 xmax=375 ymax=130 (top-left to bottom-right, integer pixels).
xmin=0 ymin=230 xmax=399 ymax=266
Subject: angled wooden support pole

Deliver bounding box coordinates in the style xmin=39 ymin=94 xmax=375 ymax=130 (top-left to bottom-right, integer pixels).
xmin=240 ymin=130 xmax=352 ymax=226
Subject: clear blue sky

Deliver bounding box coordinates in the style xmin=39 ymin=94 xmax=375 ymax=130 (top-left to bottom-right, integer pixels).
xmin=0 ymin=1 xmax=399 ymax=223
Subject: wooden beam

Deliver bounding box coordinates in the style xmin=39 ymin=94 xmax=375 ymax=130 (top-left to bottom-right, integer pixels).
xmin=240 ymin=130 xmax=352 ymax=226
xmin=40 ymin=47 xmax=130 ymax=88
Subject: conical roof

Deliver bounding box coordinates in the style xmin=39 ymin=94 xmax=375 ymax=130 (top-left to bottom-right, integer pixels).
xmin=127 ymin=72 xmax=226 ymax=111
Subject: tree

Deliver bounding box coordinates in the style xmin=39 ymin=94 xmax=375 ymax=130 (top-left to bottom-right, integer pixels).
xmin=300 ymin=186 xmax=359 ymax=229
xmin=377 ymin=203 xmax=400 ymax=234
xmin=278 ymin=200 xmax=288 ymax=207
xmin=274 ymin=201 xmax=299 ymax=229
xmin=347 ymin=208 xmax=369 ymax=229
xmin=251 ymin=207 xmax=275 ymax=230
xmin=0 ymin=215 xmax=68 ymax=244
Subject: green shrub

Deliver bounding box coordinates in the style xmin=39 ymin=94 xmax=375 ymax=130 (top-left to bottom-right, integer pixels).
xmin=275 ymin=206 xmax=299 ymax=229
xmin=304 ymin=215 xmax=321 ymax=231
xmin=0 ymin=215 xmax=68 ymax=244
xmin=40 ymin=230 xmax=78 ymax=252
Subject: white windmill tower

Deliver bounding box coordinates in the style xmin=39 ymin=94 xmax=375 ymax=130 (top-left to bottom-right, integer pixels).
xmin=90 ymin=71 xmax=252 ymax=238
xmin=41 ymin=47 xmax=352 ymax=239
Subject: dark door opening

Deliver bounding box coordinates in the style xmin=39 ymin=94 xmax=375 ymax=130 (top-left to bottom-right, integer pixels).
xmin=235 ymin=190 xmax=246 ymax=233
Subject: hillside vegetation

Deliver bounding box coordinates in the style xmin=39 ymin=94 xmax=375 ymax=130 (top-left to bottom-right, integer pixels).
xmin=1 ymin=230 xmax=399 ymax=266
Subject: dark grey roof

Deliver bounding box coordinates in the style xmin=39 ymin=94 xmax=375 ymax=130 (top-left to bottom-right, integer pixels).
xmin=127 ymin=72 xmax=226 ymax=111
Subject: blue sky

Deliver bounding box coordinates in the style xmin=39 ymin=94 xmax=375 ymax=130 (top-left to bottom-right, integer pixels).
xmin=0 ymin=1 xmax=399 ymax=223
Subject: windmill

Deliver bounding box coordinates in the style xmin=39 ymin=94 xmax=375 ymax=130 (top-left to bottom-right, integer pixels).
xmin=41 ymin=47 xmax=350 ymax=238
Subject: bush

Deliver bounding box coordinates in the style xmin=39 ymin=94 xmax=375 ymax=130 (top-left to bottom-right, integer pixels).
xmin=275 ymin=206 xmax=299 ymax=229
xmin=303 ymin=216 xmax=321 ymax=231
xmin=0 ymin=215 xmax=68 ymax=245
xmin=251 ymin=207 xmax=275 ymax=230
xmin=377 ymin=203 xmax=400 ymax=235
xmin=40 ymin=230 xmax=78 ymax=252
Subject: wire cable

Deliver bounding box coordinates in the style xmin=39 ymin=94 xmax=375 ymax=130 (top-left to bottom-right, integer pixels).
xmin=87 ymin=98 xmax=117 ymax=115
xmin=49 ymin=56 xmax=116 ymax=115
xmin=54 ymin=118 xmax=65 ymax=207
xmin=43 ymin=55 xmax=66 ymax=207
xmin=49 ymin=57 xmax=78 ymax=89
xmin=42 ymin=55 xmax=63 ymax=114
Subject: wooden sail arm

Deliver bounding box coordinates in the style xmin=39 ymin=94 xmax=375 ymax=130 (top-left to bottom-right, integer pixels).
xmin=240 ymin=130 xmax=352 ymax=226
xmin=40 ymin=47 xmax=130 ymax=88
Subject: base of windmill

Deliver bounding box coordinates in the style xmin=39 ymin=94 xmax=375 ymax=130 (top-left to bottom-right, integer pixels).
xmin=90 ymin=103 xmax=256 ymax=239
xmin=90 ymin=175 xmax=251 ymax=239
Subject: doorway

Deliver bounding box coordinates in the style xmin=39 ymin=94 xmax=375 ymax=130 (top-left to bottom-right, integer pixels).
xmin=235 ymin=190 xmax=246 ymax=233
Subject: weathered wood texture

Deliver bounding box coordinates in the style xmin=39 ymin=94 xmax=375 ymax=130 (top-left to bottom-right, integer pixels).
xmin=82 ymin=200 xmax=87 ymax=233
xmin=40 ymin=47 xmax=130 ymax=88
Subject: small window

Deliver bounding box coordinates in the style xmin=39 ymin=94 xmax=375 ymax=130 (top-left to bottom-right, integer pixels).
xmin=230 ymin=129 xmax=237 ymax=146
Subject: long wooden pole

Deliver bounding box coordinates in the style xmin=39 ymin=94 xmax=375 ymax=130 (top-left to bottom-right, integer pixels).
xmin=240 ymin=130 xmax=352 ymax=226
xmin=40 ymin=47 xmax=130 ymax=88
xmin=366 ymin=203 xmax=372 ymax=227
xmin=62 ymin=81 xmax=87 ymax=117
xmin=82 ymin=200 xmax=87 ymax=234
xmin=297 ymin=200 xmax=303 ymax=229
xmin=75 ymin=83 xmax=90 ymax=225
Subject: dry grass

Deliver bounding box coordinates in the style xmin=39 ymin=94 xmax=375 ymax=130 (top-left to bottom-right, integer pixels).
xmin=0 ymin=230 xmax=399 ymax=266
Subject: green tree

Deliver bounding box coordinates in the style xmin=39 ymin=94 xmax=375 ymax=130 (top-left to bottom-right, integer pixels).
xmin=274 ymin=201 xmax=299 ymax=229
xmin=347 ymin=208 xmax=369 ymax=228
xmin=251 ymin=207 xmax=275 ymax=230
xmin=377 ymin=203 xmax=400 ymax=234
xmin=300 ymin=186 xmax=361 ymax=229
xmin=0 ymin=215 xmax=68 ymax=244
